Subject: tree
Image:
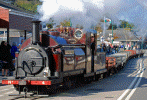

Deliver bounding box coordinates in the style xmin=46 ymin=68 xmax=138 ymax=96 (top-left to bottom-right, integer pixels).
xmin=14 ymin=0 xmax=41 ymax=13
xmin=95 ymin=23 xmax=102 ymax=33
xmin=108 ymin=24 xmax=117 ymax=30
xmin=119 ymin=20 xmax=134 ymax=29
xmin=46 ymin=18 xmax=55 ymax=29
xmin=60 ymin=19 xmax=70 ymax=27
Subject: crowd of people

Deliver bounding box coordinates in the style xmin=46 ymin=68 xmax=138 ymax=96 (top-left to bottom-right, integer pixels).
xmin=97 ymin=43 xmax=120 ymax=54
xmin=0 ymin=39 xmax=23 ymax=77
xmin=98 ymin=43 xmax=140 ymax=55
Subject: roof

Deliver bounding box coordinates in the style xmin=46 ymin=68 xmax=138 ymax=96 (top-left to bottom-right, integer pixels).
xmin=0 ymin=0 xmax=36 ymax=18
xmin=50 ymin=35 xmax=67 ymax=45
xmin=0 ymin=0 xmax=35 ymax=14
xmin=104 ymin=29 xmax=140 ymax=41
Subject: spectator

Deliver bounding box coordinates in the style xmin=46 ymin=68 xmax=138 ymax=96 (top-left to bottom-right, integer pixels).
xmin=100 ymin=44 xmax=102 ymax=52
xmin=0 ymin=41 xmax=12 ymax=76
xmin=107 ymin=44 xmax=111 ymax=54
xmin=11 ymin=42 xmax=18 ymax=59
xmin=136 ymin=45 xmax=140 ymax=54
xmin=121 ymin=44 xmax=124 ymax=48
xmin=113 ymin=44 xmax=117 ymax=53
xmin=91 ymin=35 xmax=95 ymax=72
xmin=10 ymin=42 xmax=18 ymax=75
xmin=103 ymin=43 xmax=107 ymax=52
xmin=133 ymin=46 xmax=136 ymax=50
xmin=116 ymin=45 xmax=119 ymax=53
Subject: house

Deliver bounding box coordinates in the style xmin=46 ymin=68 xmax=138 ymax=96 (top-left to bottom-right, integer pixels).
xmin=97 ymin=28 xmax=141 ymax=48
xmin=0 ymin=28 xmax=31 ymax=46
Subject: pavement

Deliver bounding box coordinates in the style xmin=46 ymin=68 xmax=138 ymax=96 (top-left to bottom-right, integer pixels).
xmin=0 ymin=71 xmax=13 ymax=84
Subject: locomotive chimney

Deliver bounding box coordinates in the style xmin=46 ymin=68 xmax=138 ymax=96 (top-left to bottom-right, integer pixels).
xmin=32 ymin=20 xmax=41 ymax=44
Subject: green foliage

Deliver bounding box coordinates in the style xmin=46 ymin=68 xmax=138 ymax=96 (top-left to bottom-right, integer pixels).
xmin=108 ymin=24 xmax=117 ymax=30
xmin=60 ymin=20 xmax=71 ymax=27
xmin=119 ymin=20 xmax=134 ymax=29
xmin=14 ymin=0 xmax=41 ymax=13
xmin=46 ymin=18 xmax=55 ymax=29
xmin=46 ymin=23 xmax=53 ymax=29
xmin=95 ymin=26 xmax=102 ymax=32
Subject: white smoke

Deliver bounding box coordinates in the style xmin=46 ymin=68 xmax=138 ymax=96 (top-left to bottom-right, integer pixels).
xmin=38 ymin=0 xmax=84 ymax=21
xmin=38 ymin=0 xmax=147 ymax=36
xmin=38 ymin=0 xmax=107 ymax=29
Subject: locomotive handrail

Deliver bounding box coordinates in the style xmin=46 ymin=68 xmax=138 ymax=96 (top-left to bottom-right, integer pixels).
xmin=60 ymin=44 xmax=86 ymax=48
xmin=45 ymin=45 xmax=61 ymax=50
xmin=46 ymin=44 xmax=86 ymax=50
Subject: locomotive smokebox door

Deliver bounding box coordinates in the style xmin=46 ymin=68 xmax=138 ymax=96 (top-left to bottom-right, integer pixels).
xmin=22 ymin=49 xmax=44 ymax=75
xmin=17 ymin=45 xmax=49 ymax=77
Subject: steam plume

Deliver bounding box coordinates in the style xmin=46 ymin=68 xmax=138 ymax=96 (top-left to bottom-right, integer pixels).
xmin=38 ymin=0 xmax=147 ymax=36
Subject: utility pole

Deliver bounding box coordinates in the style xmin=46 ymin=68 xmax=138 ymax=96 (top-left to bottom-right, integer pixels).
xmin=7 ymin=25 xmax=9 ymax=44
xmin=103 ymin=16 xmax=105 ymax=40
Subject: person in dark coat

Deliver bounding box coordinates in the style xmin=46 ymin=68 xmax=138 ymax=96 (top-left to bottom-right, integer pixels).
xmin=107 ymin=44 xmax=111 ymax=54
xmin=0 ymin=41 xmax=12 ymax=76
xmin=91 ymin=35 xmax=95 ymax=72
xmin=113 ymin=44 xmax=117 ymax=53
xmin=103 ymin=43 xmax=107 ymax=52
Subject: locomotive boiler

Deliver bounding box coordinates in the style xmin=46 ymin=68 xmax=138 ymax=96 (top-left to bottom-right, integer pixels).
xmin=2 ymin=20 xmax=106 ymax=96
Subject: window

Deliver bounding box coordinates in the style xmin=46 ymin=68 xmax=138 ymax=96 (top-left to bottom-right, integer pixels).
xmin=5 ymin=31 xmax=7 ymax=34
xmin=0 ymin=31 xmax=4 ymax=35
xmin=74 ymin=29 xmax=83 ymax=39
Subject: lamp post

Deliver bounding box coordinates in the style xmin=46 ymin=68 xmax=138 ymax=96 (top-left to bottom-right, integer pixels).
xmin=112 ymin=21 xmax=113 ymax=44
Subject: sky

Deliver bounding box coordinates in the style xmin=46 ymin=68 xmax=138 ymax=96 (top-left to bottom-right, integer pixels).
xmin=37 ymin=0 xmax=147 ymax=36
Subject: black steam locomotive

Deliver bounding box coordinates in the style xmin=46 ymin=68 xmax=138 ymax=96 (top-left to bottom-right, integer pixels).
xmin=2 ymin=20 xmax=142 ymax=97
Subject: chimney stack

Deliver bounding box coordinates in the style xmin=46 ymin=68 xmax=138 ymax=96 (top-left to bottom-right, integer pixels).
xmin=32 ymin=20 xmax=41 ymax=44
